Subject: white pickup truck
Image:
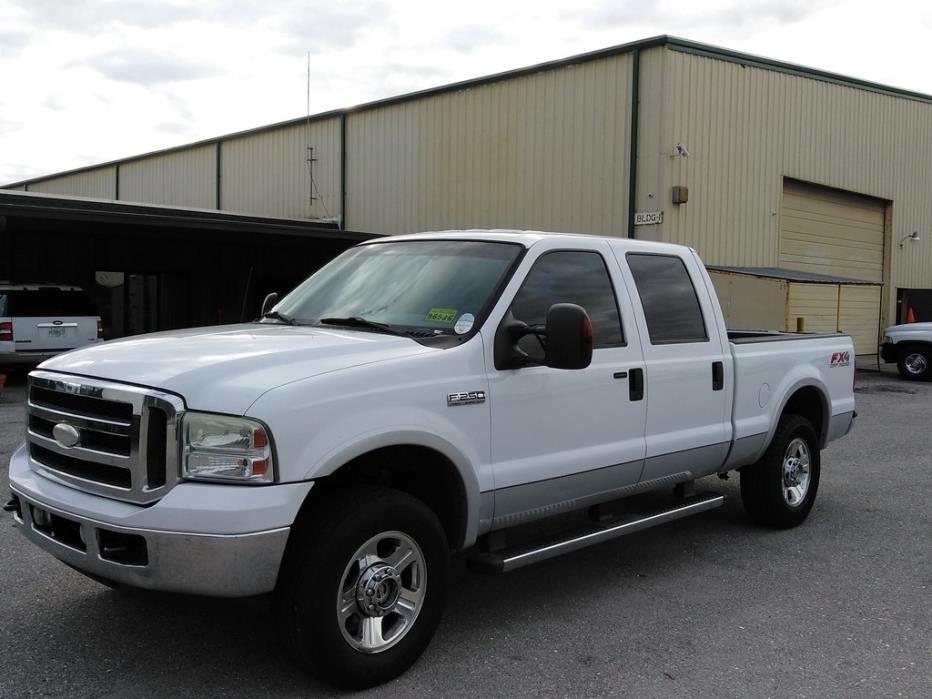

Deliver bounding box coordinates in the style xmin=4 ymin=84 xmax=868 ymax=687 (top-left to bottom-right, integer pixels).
xmin=880 ymin=322 xmax=932 ymax=380
xmin=6 ymin=231 xmax=855 ymax=688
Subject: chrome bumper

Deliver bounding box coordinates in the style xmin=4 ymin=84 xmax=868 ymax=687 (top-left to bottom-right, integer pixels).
xmin=7 ymin=442 xmax=311 ymax=597
xmin=10 ymin=488 xmax=289 ymax=596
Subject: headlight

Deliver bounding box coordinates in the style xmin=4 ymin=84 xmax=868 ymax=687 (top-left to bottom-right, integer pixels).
xmin=182 ymin=412 xmax=274 ymax=484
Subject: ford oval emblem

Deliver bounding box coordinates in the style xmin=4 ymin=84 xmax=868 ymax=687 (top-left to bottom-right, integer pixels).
xmin=53 ymin=423 xmax=81 ymax=449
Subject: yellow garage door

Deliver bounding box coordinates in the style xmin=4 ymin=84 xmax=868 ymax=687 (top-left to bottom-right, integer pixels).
xmin=780 ymin=180 xmax=885 ymax=283
xmin=838 ymin=285 xmax=882 ymax=354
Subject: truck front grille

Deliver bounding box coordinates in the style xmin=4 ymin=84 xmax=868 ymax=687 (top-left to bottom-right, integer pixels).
xmin=26 ymin=371 xmax=185 ymax=505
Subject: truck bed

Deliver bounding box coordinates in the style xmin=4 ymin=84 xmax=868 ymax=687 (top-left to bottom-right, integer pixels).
xmin=728 ymin=329 xmax=846 ymax=344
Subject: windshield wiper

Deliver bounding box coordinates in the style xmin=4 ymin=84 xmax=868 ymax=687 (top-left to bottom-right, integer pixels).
xmin=318 ymin=316 xmax=408 ymax=337
xmin=261 ymin=310 xmax=298 ymax=325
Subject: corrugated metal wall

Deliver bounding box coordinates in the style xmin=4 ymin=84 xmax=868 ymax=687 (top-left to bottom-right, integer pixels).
xmin=120 ymin=145 xmax=216 ymax=209
xmin=28 ymin=167 xmax=115 ymax=199
xmin=221 ymin=119 xmax=340 ymax=219
xmin=347 ymin=54 xmax=633 ymax=235
xmin=653 ymin=48 xmax=932 ymax=323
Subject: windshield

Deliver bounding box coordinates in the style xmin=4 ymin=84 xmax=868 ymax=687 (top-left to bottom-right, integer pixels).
xmin=272 ymin=240 xmax=522 ymax=335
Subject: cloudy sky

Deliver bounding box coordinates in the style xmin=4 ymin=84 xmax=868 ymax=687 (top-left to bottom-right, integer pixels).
xmin=2 ymin=0 xmax=931 ymax=185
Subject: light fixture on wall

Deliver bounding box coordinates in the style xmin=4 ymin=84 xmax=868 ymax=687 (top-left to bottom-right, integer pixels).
xmin=899 ymin=231 xmax=921 ymax=249
xmin=672 ymin=143 xmax=690 ymax=158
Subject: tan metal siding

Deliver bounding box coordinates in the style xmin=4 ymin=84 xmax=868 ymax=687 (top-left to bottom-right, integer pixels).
xmin=708 ymin=270 xmax=787 ymax=330
xmin=786 ymin=283 xmax=839 ymax=334
xmin=780 ymin=180 xmax=885 ymax=282
xmin=655 ymin=49 xmax=932 ymax=326
xmin=347 ymin=54 xmax=633 ymax=235
xmin=120 ymin=146 xmax=216 ymax=209
xmin=29 ymin=168 xmax=115 ymax=199
xmin=221 ymin=119 xmax=340 ymax=220
xmin=838 ymin=285 xmax=882 ymax=354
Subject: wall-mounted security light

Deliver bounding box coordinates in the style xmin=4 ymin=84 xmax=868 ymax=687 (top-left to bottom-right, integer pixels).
xmin=899 ymin=231 xmax=921 ymax=249
xmin=672 ymin=143 xmax=690 ymax=157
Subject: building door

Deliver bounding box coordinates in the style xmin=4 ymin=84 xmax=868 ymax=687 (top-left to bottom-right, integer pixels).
xmin=780 ymin=179 xmax=886 ymax=354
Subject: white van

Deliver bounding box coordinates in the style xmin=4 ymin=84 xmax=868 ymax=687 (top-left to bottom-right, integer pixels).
xmin=0 ymin=283 xmax=103 ymax=369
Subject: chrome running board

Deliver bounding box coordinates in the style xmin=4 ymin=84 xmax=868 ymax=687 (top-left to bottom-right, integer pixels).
xmin=468 ymin=492 xmax=724 ymax=574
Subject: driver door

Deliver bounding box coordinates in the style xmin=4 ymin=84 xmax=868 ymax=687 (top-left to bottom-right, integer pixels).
xmin=484 ymin=242 xmax=647 ymax=529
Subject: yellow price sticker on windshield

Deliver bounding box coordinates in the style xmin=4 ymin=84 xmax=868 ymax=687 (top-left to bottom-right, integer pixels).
xmin=425 ymin=307 xmax=458 ymax=324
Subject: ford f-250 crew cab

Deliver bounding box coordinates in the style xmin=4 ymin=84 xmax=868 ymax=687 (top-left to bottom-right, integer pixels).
xmin=6 ymin=231 xmax=856 ymax=688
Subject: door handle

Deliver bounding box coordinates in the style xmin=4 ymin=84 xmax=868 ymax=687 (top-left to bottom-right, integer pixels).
xmin=629 ymin=368 xmax=644 ymax=401
xmin=712 ymin=361 xmax=724 ymax=391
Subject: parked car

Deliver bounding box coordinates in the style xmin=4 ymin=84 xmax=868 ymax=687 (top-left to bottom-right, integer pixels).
xmin=880 ymin=321 xmax=932 ymax=380
xmin=6 ymin=232 xmax=856 ymax=688
xmin=0 ymin=283 xmax=103 ymax=372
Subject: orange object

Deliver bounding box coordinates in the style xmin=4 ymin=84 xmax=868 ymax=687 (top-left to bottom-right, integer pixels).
xmin=0 ymin=373 xmax=6 ymax=401
xmin=907 ymin=307 xmax=916 ymax=323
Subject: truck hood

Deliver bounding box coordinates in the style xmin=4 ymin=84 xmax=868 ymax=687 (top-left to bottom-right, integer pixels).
xmin=39 ymin=323 xmax=433 ymax=413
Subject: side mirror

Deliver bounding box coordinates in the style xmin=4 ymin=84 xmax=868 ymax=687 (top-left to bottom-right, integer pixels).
xmin=260 ymin=292 xmax=278 ymax=317
xmin=545 ymin=303 xmax=593 ymax=370
xmin=493 ymin=304 xmax=593 ymax=370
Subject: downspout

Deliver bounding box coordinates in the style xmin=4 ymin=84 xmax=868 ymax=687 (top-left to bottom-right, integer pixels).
xmin=215 ymin=141 xmax=222 ymax=210
xmin=627 ymin=48 xmax=641 ymax=239
xmin=340 ymin=112 xmax=347 ymax=230
xmin=114 ymin=164 xmax=120 ymax=200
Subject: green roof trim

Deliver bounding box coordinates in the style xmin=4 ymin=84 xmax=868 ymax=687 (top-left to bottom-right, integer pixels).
xmin=6 ymin=34 xmax=932 ymax=189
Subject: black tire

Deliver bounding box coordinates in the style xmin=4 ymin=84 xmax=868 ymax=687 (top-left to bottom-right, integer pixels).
xmin=896 ymin=346 xmax=932 ymax=381
xmin=274 ymin=486 xmax=448 ymax=689
xmin=740 ymin=414 xmax=820 ymax=528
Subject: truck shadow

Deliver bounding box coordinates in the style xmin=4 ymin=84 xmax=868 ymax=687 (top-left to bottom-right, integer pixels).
xmin=8 ymin=480 xmax=812 ymax=696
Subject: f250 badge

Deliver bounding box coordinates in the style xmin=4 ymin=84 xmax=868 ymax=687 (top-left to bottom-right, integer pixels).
xmin=447 ymin=390 xmax=486 ymax=406
xmin=830 ymin=351 xmax=851 ymax=367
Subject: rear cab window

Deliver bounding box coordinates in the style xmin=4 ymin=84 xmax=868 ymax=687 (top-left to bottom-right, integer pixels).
xmin=625 ymin=253 xmax=708 ymax=344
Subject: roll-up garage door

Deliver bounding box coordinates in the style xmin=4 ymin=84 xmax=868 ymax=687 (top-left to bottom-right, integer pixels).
xmin=781 ymin=180 xmax=886 ymax=353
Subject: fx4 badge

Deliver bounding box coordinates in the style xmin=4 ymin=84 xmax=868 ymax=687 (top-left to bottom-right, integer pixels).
xmin=830 ymin=351 xmax=851 ymax=368
xmin=447 ymin=390 xmax=486 ymax=407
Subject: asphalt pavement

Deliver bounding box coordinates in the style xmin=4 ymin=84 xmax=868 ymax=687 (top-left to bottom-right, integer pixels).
xmin=0 ymin=369 xmax=929 ymax=698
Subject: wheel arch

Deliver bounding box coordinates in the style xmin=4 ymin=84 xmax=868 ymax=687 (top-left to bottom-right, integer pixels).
xmin=766 ymin=381 xmax=830 ymax=451
xmin=297 ymin=440 xmax=479 ymax=551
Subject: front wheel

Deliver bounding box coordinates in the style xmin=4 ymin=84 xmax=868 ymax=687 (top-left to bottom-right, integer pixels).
xmin=274 ymin=486 xmax=448 ymax=689
xmin=740 ymin=414 xmax=820 ymax=528
xmin=897 ymin=346 xmax=932 ymax=380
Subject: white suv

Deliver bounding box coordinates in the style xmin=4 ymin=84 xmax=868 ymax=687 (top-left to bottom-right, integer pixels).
xmin=0 ymin=283 xmax=103 ymax=370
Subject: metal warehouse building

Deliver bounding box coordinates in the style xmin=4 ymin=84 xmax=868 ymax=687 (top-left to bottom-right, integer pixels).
xmin=4 ymin=35 xmax=932 ymax=355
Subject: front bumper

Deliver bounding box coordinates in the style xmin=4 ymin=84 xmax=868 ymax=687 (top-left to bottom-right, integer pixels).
xmin=8 ymin=443 xmax=313 ymax=597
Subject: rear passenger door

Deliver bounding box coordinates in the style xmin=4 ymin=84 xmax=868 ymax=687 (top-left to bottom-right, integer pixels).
xmin=486 ymin=241 xmax=647 ymax=527
xmin=618 ymin=251 xmax=732 ymax=482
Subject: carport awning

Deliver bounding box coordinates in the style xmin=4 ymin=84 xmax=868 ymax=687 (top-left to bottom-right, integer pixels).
xmin=0 ymin=190 xmax=379 ymax=242
xmin=707 ymin=265 xmax=882 ymax=286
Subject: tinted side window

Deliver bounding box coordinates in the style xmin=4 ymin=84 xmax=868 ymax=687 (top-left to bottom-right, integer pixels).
xmin=509 ymin=251 xmax=624 ymax=360
xmin=626 ymin=253 xmax=708 ymax=344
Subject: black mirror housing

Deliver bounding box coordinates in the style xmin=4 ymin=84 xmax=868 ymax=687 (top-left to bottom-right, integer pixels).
xmin=260 ymin=292 xmax=279 ymax=317
xmin=545 ymin=303 xmax=593 ymax=370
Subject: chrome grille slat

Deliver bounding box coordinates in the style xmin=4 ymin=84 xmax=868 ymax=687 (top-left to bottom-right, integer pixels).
xmin=26 ymin=371 xmax=185 ymax=505
xmin=26 ymin=402 xmax=133 ymax=432
xmin=27 ymin=431 xmax=132 ymax=467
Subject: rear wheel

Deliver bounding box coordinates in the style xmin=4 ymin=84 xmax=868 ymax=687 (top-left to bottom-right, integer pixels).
xmin=896 ymin=346 xmax=932 ymax=380
xmin=274 ymin=486 xmax=448 ymax=689
xmin=740 ymin=414 xmax=820 ymax=528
